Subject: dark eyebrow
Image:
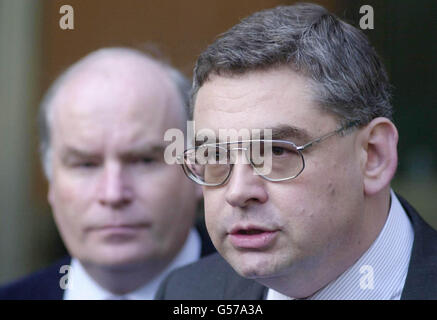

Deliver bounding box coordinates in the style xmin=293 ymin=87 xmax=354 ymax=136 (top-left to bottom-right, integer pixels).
xmin=120 ymin=145 xmax=166 ymax=159
xmin=193 ymin=124 xmax=313 ymax=147
xmin=60 ymin=147 xmax=99 ymax=159
xmin=125 ymin=144 xmax=166 ymax=153
xmin=60 ymin=144 xmax=167 ymax=160
xmin=268 ymin=124 xmax=313 ymax=143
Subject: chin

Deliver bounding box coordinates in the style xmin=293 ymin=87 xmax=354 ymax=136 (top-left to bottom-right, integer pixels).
xmin=234 ymin=263 xmax=277 ymax=280
xmin=86 ymin=245 xmax=150 ymax=268
xmin=227 ymin=252 xmax=280 ymax=280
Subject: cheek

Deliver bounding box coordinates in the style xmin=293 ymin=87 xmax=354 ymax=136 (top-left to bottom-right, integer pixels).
xmin=203 ymin=188 xmax=228 ymax=245
xmin=138 ymin=166 xmax=185 ymax=196
xmin=49 ymin=180 xmax=87 ymax=254
xmin=271 ymin=155 xmax=362 ymax=238
xmin=51 ymin=168 xmax=97 ymax=207
xmin=136 ymin=168 xmax=197 ymax=235
xmin=49 ymin=169 xmax=102 ymax=247
xmin=50 ymin=174 xmax=91 ymax=224
xmin=305 ymin=146 xmax=362 ymax=202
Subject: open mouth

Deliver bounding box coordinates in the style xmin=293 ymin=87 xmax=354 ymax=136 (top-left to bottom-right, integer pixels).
xmin=229 ymin=226 xmax=279 ymax=249
xmin=236 ymin=229 xmax=265 ymax=235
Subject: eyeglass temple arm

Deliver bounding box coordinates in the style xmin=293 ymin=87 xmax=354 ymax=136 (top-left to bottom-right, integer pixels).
xmin=298 ymin=121 xmax=359 ymax=151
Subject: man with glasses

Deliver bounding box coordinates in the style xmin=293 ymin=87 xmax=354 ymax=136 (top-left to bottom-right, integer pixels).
xmin=157 ymin=3 xmax=437 ymax=299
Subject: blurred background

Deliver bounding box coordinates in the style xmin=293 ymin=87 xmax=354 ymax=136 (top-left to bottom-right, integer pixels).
xmin=0 ymin=0 xmax=436 ymax=285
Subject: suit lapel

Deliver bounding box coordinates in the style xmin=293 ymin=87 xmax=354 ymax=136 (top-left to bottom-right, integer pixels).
xmin=222 ymin=265 xmax=267 ymax=299
xmin=397 ymin=195 xmax=437 ymax=299
xmin=225 ymin=277 xmax=267 ymax=300
xmin=49 ymin=256 xmax=71 ymax=300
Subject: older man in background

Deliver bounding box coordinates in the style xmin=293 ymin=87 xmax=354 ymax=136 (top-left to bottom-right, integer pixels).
xmin=0 ymin=47 xmax=213 ymax=299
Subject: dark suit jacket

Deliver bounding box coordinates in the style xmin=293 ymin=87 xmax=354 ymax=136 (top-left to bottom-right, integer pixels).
xmin=156 ymin=196 xmax=437 ymax=300
xmin=0 ymin=223 xmax=215 ymax=300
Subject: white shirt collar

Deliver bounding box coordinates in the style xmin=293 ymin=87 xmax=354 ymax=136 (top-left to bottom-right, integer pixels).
xmin=267 ymin=190 xmax=414 ymax=300
xmin=64 ymin=228 xmax=201 ymax=300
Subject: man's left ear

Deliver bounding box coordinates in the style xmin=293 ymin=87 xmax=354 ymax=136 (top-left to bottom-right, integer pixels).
xmin=358 ymin=117 xmax=399 ymax=195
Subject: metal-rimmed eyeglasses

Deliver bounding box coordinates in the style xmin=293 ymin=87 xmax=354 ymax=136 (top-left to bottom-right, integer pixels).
xmin=178 ymin=121 xmax=358 ymax=186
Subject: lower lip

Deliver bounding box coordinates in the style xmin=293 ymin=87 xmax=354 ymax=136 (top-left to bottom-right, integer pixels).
xmin=228 ymin=231 xmax=278 ymax=249
xmin=93 ymin=226 xmax=144 ymax=235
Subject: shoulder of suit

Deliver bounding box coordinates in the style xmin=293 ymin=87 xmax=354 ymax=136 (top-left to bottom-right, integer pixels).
xmin=397 ymin=193 xmax=437 ymax=248
xmin=396 ymin=193 xmax=437 ymax=299
xmin=0 ymin=256 xmax=70 ymax=300
xmin=157 ymin=253 xmax=247 ymax=299
xmin=166 ymin=252 xmax=236 ymax=283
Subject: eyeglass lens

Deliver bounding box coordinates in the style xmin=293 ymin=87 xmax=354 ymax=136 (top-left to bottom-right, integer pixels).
xmin=184 ymin=141 xmax=304 ymax=185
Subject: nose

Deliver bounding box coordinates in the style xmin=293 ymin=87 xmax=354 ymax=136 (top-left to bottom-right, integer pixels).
xmin=224 ymin=151 xmax=268 ymax=208
xmin=98 ymin=162 xmax=132 ymax=208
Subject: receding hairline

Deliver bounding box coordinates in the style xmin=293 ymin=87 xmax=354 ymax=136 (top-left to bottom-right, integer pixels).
xmin=51 ymin=48 xmax=183 ymax=110
xmin=39 ymin=47 xmax=189 ymax=179
xmin=46 ymin=47 xmax=189 ymax=132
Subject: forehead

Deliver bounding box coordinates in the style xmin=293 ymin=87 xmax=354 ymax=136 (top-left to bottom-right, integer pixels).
xmin=50 ymin=55 xmax=184 ymax=150
xmin=193 ymin=68 xmax=336 ymax=135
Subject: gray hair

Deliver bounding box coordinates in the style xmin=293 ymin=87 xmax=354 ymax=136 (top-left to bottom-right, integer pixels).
xmin=38 ymin=47 xmax=190 ymax=180
xmin=191 ymin=3 xmax=393 ymax=125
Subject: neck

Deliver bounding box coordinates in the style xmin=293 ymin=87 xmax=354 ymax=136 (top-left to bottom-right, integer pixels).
xmin=80 ymin=258 xmax=172 ymax=295
xmin=259 ymin=188 xmax=391 ymax=299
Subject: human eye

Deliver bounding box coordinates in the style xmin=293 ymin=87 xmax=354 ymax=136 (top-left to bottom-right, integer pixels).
xmin=270 ymin=143 xmax=297 ymax=157
xmin=77 ymin=161 xmax=99 ymax=168
xmin=124 ymin=153 xmax=160 ymax=166
xmin=65 ymin=157 xmax=101 ymax=169
xmin=272 ymin=146 xmax=286 ymax=156
xmin=194 ymin=144 xmax=227 ymax=166
xmin=208 ymin=146 xmax=228 ymax=163
xmin=140 ymin=157 xmax=155 ymax=164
